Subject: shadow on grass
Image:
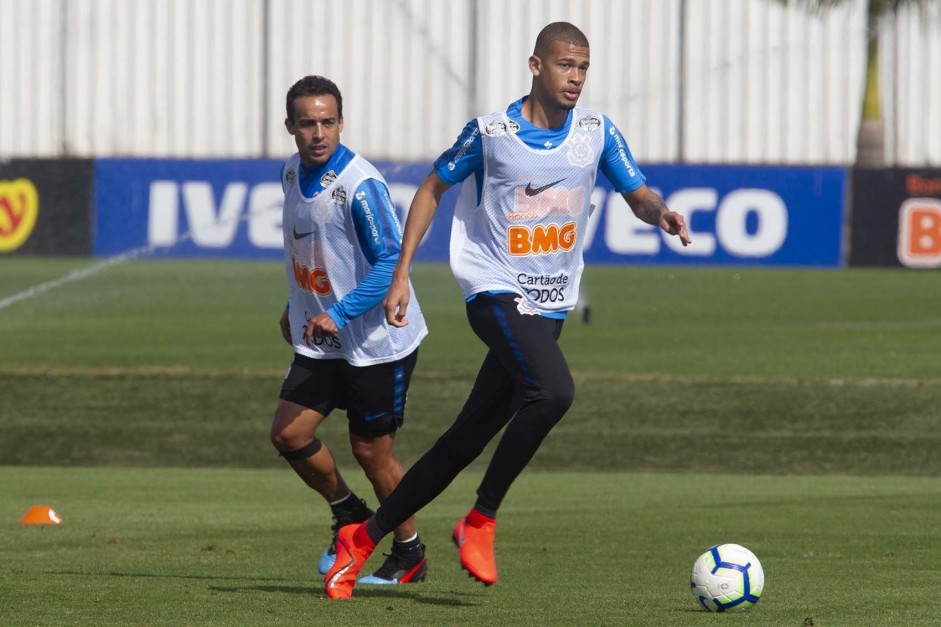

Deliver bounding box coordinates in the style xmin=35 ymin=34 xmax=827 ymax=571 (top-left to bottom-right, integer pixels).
xmin=46 ymin=570 xmax=480 ymax=606
xmin=48 ymin=570 xmax=295 ymax=583
xmin=211 ymin=585 xmax=482 ymax=606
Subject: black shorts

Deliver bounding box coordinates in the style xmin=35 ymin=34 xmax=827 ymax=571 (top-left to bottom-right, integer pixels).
xmin=279 ymin=349 xmax=419 ymax=438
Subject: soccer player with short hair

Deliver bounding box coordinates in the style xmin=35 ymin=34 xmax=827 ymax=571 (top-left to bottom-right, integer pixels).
xmin=272 ymin=75 xmax=428 ymax=586
xmin=324 ymin=23 xmax=691 ymax=599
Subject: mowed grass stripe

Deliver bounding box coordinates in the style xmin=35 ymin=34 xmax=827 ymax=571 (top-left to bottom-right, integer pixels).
xmin=3 ymin=365 xmax=940 ymax=388
xmin=2 ymin=260 xmax=940 ymax=381
xmin=2 ymin=368 xmax=938 ymax=475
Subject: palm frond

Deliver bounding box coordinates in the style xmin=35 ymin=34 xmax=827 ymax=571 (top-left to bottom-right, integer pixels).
xmin=777 ymin=0 xmax=934 ymax=18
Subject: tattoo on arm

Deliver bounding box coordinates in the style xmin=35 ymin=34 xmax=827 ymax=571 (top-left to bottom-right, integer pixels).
xmin=635 ymin=195 xmax=668 ymax=226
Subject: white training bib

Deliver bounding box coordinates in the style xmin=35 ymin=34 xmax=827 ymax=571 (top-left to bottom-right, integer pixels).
xmin=281 ymin=153 xmax=427 ymax=366
xmin=449 ymin=108 xmax=605 ymax=314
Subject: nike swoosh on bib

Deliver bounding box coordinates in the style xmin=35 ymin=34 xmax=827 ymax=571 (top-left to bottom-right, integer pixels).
xmin=524 ymin=178 xmax=565 ymax=196
xmin=293 ymin=226 xmax=317 ymax=240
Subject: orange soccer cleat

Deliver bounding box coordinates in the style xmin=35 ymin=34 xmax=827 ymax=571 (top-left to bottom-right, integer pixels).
xmin=324 ymin=523 xmax=376 ymax=600
xmin=318 ymin=499 xmax=374 ymax=575
xmin=452 ymin=509 xmax=497 ymax=585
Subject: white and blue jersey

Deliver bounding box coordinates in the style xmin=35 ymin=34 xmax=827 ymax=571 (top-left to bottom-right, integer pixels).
xmin=434 ymin=97 xmax=646 ymax=317
xmin=281 ymin=144 xmax=427 ymax=366
xmin=435 ymin=97 xmax=646 ymax=202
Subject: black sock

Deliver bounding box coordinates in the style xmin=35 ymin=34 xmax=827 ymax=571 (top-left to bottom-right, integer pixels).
xmin=364 ymin=517 xmax=384 ymax=544
xmin=472 ymin=501 xmax=498 ymax=519
xmin=330 ymin=491 xmax=370 ymax=519
xmin=392 ymin=534 xmax=422 ymax=553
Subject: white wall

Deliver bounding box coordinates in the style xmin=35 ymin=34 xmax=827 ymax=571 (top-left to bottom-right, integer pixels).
xmin=882 ymin=1 xmax=941 ymax=165
xmin=0 ymin=0 xmax=938 ymax=165
xmin=265 ymin=0 xmax=472 ymax=162
xmin=681 ymin=0 xmax=867 ymax=164
xmin=0 ymin=0 xmax=64 ymax=156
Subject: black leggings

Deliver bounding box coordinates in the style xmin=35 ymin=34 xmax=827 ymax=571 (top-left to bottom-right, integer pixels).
xmin=373 ymin=292 xmax=575 ymax=535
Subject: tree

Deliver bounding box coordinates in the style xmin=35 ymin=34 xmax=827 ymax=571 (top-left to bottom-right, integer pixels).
xmin=783 ymin=0 xmax=932 ymax=165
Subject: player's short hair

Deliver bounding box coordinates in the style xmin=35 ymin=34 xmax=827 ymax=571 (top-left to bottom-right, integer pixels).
xmin=533 ymin=21 xmax=589 ymax=57
xmin=285 ymin=75 xmax=343 ymax=122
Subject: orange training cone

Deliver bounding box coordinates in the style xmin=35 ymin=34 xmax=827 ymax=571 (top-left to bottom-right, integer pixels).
xmin=19 ymin=505 xmax=63 ymax=525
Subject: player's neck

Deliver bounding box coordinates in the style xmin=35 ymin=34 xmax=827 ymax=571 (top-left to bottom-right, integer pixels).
xmin=520 ymin=94 xmax=568 ymax=130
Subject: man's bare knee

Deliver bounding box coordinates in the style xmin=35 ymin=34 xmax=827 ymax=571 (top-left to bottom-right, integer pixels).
xmin=271 ymin=402 xmax=324 ymax=452
xmin=271 ymin=422 xmax=309 ymax=452
xmin=351 ymin=435 xmax=396 ymax=473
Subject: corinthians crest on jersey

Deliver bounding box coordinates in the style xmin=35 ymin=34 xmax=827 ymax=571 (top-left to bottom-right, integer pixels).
xmin=567 ymin=133 xmax=595 ymax=167
xmin=567 ymin=114 xmax=602 ymax=166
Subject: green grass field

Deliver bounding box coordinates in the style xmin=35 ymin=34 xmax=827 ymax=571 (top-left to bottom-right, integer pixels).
xmin=2 ymin=258 xmax=940 ymax=625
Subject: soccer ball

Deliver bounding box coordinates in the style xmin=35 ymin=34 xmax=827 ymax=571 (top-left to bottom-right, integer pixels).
xmin=690 ymin=543 xmax=764 ymax=612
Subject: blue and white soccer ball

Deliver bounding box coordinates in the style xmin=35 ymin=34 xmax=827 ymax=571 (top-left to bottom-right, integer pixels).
xmin=690 ymin=543 xmax=764 ymax=612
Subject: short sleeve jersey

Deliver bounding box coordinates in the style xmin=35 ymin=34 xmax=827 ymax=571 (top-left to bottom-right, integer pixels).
xmin=434 ymin=98 xmax=646 ymax=314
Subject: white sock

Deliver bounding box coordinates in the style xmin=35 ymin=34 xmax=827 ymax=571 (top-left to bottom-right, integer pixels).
xmin=328 ymin=492 xmax=354 ymax=507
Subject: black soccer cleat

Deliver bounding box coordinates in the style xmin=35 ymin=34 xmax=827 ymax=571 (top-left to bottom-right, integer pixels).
xmin=357 ymin=542 xmax=427 ymax=584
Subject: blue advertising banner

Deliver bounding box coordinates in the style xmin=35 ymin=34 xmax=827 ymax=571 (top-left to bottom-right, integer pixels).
xmin=94 ymin=159 xmax=846 ymax=267
xmin=95 ymin=159 xmax=284 ymax=259
xmin=588 ymin=165 xmax=847 ymax=267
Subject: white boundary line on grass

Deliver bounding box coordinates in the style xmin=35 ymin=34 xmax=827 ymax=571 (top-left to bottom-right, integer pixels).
xmin=0 ymin=247 xmax=149 ymax=311
xmin=0 ymin=196 xmax=273 ymax=312
xmin=0 ymin=223 xmax=204 ymax=312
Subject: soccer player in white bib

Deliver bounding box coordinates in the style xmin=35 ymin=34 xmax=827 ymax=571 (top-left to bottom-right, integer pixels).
xmin=325 ymin=23 xmax=691 ymax=599
xmin=271 ymin=76 xmax=428 ymax=586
